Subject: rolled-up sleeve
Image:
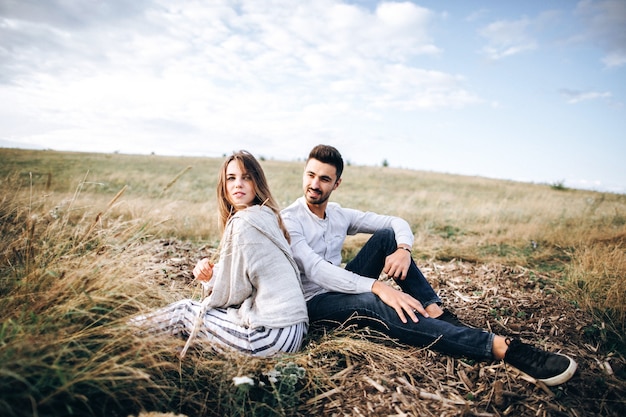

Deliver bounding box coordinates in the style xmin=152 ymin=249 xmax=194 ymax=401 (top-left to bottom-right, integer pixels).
xmin=283 ymin=211 xmax=376 ymax=300
xmin=344 ymin=207 xmax=414 ymax=248
xmin=282 ymin=198 xmax=414 ymax=301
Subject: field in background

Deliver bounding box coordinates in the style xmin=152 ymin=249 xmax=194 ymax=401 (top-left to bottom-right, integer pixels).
xmin=1 ymin=148 xmax=625 ymax=416
xmin=3 ymin=148 xmax=624 ymax=323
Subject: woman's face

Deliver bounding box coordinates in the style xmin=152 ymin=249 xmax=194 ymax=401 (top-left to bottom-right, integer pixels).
xmin=225 ymin=160 xmax=256 ymax=208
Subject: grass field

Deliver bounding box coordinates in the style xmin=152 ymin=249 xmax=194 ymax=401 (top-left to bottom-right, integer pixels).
xmin=1 ymin=148 xmax=625 ymax=416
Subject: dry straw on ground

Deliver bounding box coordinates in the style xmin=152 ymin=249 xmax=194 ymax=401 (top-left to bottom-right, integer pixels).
xmin=134 ymin=238 xmax=626 ymax=417
xmin=2 ymin=149 xmax=625 ymax=416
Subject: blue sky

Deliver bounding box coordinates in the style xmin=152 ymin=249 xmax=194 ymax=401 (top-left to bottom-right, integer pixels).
xmin=1 ymin=0 xmax=624 ymax=192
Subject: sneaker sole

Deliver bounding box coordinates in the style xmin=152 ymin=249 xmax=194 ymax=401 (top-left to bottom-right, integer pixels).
xmin=539 ymin=355 xmax=578 ymax=386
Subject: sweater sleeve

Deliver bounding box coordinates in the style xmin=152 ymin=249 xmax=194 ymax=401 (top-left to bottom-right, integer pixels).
xmin=284 ymin=213 xmax=376 ymax=298
xmin=206 ymin=209 xmax=308 ymax=329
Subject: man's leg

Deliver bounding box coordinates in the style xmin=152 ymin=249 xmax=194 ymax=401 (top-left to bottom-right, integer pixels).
xmin=307 ymin=292 xmax=577 ymax=386
xmin=307 ymin=291 xmax=493 ymax=360
xmin=345 ymin=228 xmax=441 ymax=308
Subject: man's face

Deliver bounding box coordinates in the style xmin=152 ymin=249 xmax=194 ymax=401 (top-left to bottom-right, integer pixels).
xmin=302 ymin=158 xmax=341 ymax=206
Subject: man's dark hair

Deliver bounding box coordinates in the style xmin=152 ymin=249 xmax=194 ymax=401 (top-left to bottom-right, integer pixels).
xmin=308 ymin=144 xmax=344 ymax=179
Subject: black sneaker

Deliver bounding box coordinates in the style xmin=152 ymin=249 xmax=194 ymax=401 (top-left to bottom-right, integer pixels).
xmin=436 ymin=309 xmax=472 ymax=328
xmin=504 ymin=338 xmax=577 ymax=386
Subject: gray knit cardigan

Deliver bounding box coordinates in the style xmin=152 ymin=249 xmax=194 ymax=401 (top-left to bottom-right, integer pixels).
xmin=202 ymin=205 xmax=309 ymax=329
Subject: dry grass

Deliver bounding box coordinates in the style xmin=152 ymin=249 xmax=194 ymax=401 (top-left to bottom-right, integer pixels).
xmin=562 ymin=238 xmax=626 ymax=346
xmin=1 ymin=148 xmax=626 ymax=416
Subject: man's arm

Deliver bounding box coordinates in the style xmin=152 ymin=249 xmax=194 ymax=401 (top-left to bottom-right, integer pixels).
xmin=345 ymin=208 xmax=414 ymax=248
xmin=284 ymin=213 xmax=427 ymax=322
xmin=286 ymin=217 xmax=376 ymax=295
xmin=344 ymin=207 xmax=415 ymax=280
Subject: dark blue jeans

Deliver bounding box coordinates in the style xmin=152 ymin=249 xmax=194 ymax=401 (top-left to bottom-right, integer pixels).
xmin=345 ymin=228 xmax=441 ymax=308
xmin=307 ymin=229 xmax=495 ymax=360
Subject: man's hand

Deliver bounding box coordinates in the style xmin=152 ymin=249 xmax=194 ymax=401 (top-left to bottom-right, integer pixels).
xmin=383 ymin=247 xmax=411 ymax=280
xmin=371 ymin=281 xmax=429 ymax=323
xmin=193 ymin=258 xmax=214 ymax=282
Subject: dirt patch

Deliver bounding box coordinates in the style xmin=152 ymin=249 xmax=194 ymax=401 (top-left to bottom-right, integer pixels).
xmin=142 ymin=239 xmax=626 ymax=416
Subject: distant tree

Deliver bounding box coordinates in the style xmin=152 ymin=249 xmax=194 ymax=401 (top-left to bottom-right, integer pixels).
xmin=550 ymin=180 xmax=567 ymax=191
xmin=382 ymin=159 xmax=389 ymax=167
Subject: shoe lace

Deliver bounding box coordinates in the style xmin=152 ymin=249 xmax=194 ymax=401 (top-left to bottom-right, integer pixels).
xmin=507 ymin=339 xmax=549 ymax=367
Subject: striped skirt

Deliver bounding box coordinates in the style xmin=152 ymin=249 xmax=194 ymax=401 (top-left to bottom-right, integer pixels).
xmin=130 ymin=299 xmax=307 ymax=357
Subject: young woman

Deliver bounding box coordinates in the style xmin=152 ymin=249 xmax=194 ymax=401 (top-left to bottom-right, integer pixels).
xmin=132 ymin=151 xmax=308 ymax=357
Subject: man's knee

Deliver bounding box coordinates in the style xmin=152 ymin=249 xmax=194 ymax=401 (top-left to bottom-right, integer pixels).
xmin=369 ymin=228 xmax=395 ymax=245
xmin=372 ymin=228 xmax=394 ymax=239
xmin=367 ymin=228 xmax=397 ymax=253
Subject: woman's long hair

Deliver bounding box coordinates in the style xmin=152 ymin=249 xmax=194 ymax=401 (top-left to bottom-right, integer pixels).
xmin=216 ymin=150 xmax=290 ymax=242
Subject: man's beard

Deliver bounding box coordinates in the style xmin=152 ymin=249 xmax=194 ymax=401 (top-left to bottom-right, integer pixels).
xmin=305 ymin=187 xmax=329 ymax=205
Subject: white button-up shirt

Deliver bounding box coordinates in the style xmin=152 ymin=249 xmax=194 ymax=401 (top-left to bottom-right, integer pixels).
xmin=282 ymin=197 xmax=414 ymax=301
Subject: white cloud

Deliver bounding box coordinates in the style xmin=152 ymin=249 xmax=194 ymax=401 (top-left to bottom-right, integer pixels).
xmin=0 ymin=0 xmax=480 ymax=156
xmin=465 ymin=8 xmax=489 ymax=23
xmin=478 ymin=18 xmax=537 ymax=60
xmin=575 ymin=0 xmax=626 ymax=68
xmin=559 ymin=88 xmax=612 ymax=104
xmin=1 ymin=1 xmax=623 ymax=193
xmin=602 ymin=52 xmax=626 ymax=68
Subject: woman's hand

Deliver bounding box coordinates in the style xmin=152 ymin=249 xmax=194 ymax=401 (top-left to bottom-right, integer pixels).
xmin=193 ymin=258 xmax=214 ymax=282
